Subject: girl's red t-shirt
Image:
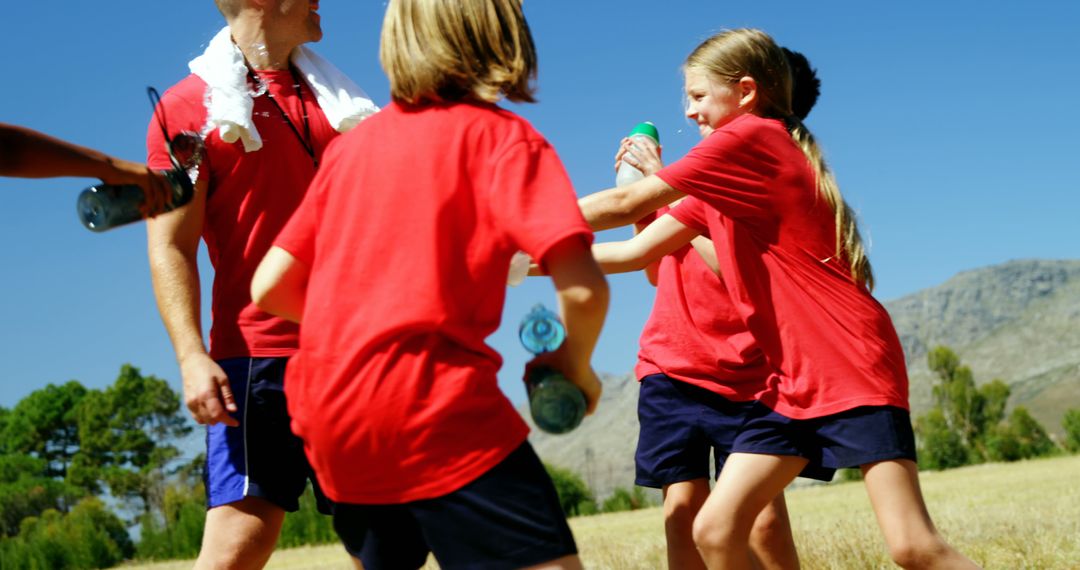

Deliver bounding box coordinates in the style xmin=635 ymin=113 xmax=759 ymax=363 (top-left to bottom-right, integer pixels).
xmin=635 ymin=207 xmax=772 ymax=400
xmin=661 ymin=113 xmax=909 ymax=419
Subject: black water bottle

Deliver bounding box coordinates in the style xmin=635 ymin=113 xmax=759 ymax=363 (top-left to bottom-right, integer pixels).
xmin=519 ymin=304 xmax=587 ymax=434
xmin=77 ymin=169 xmax=194 ymax=232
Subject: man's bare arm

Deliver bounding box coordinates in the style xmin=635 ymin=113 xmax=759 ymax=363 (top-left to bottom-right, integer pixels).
xmin=147 ymin=179 xmax=238 ymax=427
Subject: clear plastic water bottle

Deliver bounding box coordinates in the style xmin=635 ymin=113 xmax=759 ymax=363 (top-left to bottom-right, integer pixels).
xmin=77 ymin=169 xmax=195 ymax=232
xmin=615 ymin=121 xmax=661 ymax=187
xmin=519 ymin=304 xmax=586 ymax=434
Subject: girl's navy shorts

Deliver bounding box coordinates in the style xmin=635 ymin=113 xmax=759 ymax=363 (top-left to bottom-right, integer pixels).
xmin=733 ymin=402 xmax=918 ymax=469
xmin=635 ymin=374 xmax=835 ymax=487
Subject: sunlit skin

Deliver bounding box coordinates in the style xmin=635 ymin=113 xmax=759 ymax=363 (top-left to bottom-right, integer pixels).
xmin=275 ymin=0 xmax=323 ymax=45
xmin=683 ymin=67 xmax=753 ymax=137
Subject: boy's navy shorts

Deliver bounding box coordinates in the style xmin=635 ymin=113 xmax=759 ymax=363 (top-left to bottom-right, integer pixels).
xmin=205 ymin=357 xmax=328 ymax=513
xmin=733 ymin=403 xmax=918 ymax=469
xmin=331 ymin=442 xmax=577 ymax=570
xmin=635 ymin=374 xmax=835 ymax=487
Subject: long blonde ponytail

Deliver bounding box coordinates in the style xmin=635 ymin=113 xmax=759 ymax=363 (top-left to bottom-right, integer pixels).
xmin=788 ymin=119 xmax=874 ymax=290
xmin=686 ymin=29 xmax=874 ymax=290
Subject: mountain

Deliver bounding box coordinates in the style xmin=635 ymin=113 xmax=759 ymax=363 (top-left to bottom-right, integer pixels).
xmin=526 ymin=258 xmax=1080 ymax=498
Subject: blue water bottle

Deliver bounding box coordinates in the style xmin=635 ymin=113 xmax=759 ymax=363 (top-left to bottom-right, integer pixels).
xmin=519 ymin=304 xmax=586 ymax=434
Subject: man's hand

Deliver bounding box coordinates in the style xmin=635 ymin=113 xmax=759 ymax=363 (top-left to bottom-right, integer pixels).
xmin=180 ymin=353 xmax=239 ymax=427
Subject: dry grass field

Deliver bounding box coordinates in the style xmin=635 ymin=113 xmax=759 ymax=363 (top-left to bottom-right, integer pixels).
xmin=123 ymin=454 xmax=1080 ymax=569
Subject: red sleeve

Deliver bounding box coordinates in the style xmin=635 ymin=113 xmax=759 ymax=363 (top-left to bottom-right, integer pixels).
xmin=487 ymin=138 xmax=593 ymax=264
xmin=146 ymin=82 xmax=209 ymax=176
xmin=655 ymin=117 xmax=776 ymax=221
xmin=667 ymin=196 xmax=710 ymax=235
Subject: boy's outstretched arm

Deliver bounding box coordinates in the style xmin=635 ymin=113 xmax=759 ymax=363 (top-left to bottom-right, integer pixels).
xmin=251 ymin=246 xmax=310 ymax=324
xmin=538 ymin=236 xmax=610 ymax=415
xmin=592 ymin=214 xmax=699 ymax=275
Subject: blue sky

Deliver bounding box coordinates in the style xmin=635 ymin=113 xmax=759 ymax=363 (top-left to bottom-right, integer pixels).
xmin=1 ymin=1 xmax=1078 ymax=410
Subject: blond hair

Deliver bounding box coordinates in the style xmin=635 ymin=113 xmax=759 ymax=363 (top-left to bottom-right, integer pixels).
xmin=686 ymin=29 xmax=874 ymax=290
xmin=379 ymin=0 xmax=537 ymax=105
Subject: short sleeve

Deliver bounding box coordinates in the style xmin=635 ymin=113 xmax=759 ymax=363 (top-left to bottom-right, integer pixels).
xmin=668 ymin=196 xmax=710 ymax=235
xmin=487 ymin=137 xmax=593 ymax=264
xmin=655 ymin=116 xmax=779 ymax=221
xmin=146 ymin=84 xmax=209 ymax=175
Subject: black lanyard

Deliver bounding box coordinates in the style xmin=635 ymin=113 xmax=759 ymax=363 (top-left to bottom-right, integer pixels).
xmin=248 ymin=65 xmax=318 ymax=168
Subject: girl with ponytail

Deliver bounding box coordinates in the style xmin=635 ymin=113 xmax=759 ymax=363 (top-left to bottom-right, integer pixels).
xmin=578 ymin=29 xmax=978 ymax=569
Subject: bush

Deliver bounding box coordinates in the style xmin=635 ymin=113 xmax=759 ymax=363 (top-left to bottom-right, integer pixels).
xmin=136 ymin=483 xmax=205 ymax=561
xmin=600 ymin=486 xmax=652 ymax=513
xmin=0 ymin=498 xmax=132 ymax=570
xmin=1063 ymin=409 xmax=1080 ymax=453
xmin=544 ymin=463 xmax=595 ymax=517
xmin=915 ymin=408 xmax=970 ymax=470
xmin=985 ymin=407 xmax=1057 ymax=462
xmin=278 ymin=484 xmax=337 ymax=548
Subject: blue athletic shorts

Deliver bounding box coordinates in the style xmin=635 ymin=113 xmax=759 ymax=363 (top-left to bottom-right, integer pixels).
xmin=733 ymin=403 xmax=918 ymax=469
xmin=331 ymin=442 xmax=577 ymax=570
xmin=635 ymin=374 xmax=835 ymax=486
xmin=205 ymin=357 xmax=327 ymax=512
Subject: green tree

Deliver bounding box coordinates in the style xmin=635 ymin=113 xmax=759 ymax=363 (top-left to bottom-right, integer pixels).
xmin=985 ymin=407 xmax=1056 ymax=462
xmin=978 ymin=379 xmax=1010 ymax=433
xmin=928 ymin=346 xmax=983 ymax=451
xmin=0 ymin=453 xmax=83 ymax=537
xmin=1063 ymin=409 xmax=1080 ymax=453
xmin=137 ymin=481 xmax=206 ymax=560
xmin=2 ymin=381 xmax=90 ymax=482
xmin=0 ymin=498 xmax=133 ymax=570
xmin=915 ymin=408 xmax=969 ymax=470
xmin=77 ymin=365 xmax=192 ymax=519
xmin=0 ymin=406 xmax=10 ymax=451
xmin=544 ymin=463 xmax=595 ymax=517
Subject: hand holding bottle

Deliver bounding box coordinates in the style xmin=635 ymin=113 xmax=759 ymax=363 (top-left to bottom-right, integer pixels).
xmin=77 ymin=131 xmax=204 ymax=232
xmin=519 ymin=304 xmax=589 ymax=434
xmin=614 ymin=122 xmax=662 ymax=186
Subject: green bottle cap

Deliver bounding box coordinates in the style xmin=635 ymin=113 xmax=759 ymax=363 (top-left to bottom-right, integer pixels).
xmin=627 ymin=121 xmax=660 ymax=145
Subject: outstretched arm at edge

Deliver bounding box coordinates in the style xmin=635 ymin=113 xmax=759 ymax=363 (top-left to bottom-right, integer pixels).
xmin=0 ymin=123 xmax=163 ymax=187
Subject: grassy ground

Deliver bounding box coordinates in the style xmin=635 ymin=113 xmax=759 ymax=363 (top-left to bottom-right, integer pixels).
xmin=122 ymin=454 xmax=1080 ymax=569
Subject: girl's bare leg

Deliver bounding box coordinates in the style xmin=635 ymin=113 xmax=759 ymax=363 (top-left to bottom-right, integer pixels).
xmin=692 ymin=453 xmax=807 ymax=570
xmin=861 ymin=459 xmax=980 ymax=569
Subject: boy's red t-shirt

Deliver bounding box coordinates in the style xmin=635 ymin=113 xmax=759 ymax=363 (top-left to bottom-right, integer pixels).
xmin=146 ymin=72 xmax=338 ymax=359
xmin=660 ymin=113 xmax=909 ymax=419
xmin=635 ymin=207 xmax=771 ymax=400
xmin=274 ymin=101 xmax=594 ymax=504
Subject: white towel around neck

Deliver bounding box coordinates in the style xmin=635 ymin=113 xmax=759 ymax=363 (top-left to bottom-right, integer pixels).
xmin=189 ymin=26 xmax=378 ymax=152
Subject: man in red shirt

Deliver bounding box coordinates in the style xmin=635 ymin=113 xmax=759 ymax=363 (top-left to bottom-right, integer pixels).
xmin=145 ymin=1 xmax=369 ymax=567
